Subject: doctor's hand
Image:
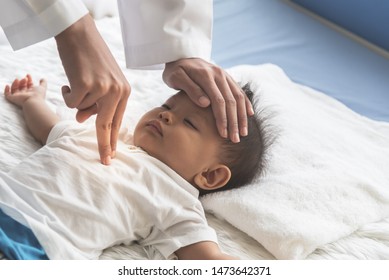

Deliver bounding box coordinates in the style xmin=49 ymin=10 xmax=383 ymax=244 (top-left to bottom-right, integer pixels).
xmin=55 ymin=14 xmax=131 ymax=165
xmin=163 ymin=58 xmax=254 ymax=143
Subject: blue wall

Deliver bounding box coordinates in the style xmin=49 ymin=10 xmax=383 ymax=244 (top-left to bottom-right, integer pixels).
xmin=291 ymin=0 xmax=389 ymax=51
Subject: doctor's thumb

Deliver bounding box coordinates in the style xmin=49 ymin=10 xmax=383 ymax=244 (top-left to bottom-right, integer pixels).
xmin=75 ymin=105 xmax=97 ymax=123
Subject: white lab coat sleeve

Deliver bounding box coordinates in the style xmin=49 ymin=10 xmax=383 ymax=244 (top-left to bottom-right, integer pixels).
xmin=117 ymin=0 xmax=213 ymax=69
xmin=0 ymin=0 xmax=88 ymax=50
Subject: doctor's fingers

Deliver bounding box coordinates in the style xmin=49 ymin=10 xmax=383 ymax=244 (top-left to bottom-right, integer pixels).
xmin=78 ymin=80 xmax=131 ymax=111
xmin=213 ymin=76 xmax=249 ymax=143
xmin=162 ymin=63 xmax=228 ymax=138
xmin=93 ymin=85 xmax=129 ymax=164
xmin=61 ymin=82 xmax=116 ymax=110
xmin=165 ymin=68 xmax=210 ymax=106
xmin=187 ymin=67 xmax=252 ymax=142
xmin=222 ymin=75 xmax=254 ymax=137
xmin=75 ymin=96 xmax=127 ymax=163
xmin=62 ymin=80 xmax=130 ymax=117
xmin=203 ymin=66 xmax=254 ymax=140
xmin=163 ymin=67 xmax=228 ymax=138
xmin=94 ymin=95 xmax=123 ymax=165
xmin=203 ymin=76 xmax=244 ymax=143
xmin=61 ymin=85 xmax=87 ymax=109
xmin=108 ymin=97 xmax=128 ymax=159
xmin=164 ymin=66 xmax=239 ymax=142
xmin=170 ymin=70 xmax=238 ymax=142
xmin=63 ymin=83 xmax=130 ymax=164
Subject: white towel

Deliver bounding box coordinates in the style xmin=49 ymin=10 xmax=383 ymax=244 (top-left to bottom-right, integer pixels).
xmin=201 ymin=64 xmax=389 ymax=259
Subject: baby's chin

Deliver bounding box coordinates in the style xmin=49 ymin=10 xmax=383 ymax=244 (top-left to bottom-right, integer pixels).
xmin=134 ymin=140 xmax=161 ymax=162
xmin=133 ymin=131 xmax=160 ymax=158
xmin=136 ymin=145 xmax=196 ymax=185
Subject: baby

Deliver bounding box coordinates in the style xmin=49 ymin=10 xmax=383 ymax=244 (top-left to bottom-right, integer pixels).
xmin=0 ymin=74 xmax=267 ymax=260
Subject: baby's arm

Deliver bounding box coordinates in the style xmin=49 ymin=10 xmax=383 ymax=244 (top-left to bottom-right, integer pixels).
xmin=175 ymin=241 xmax=237 ymax=260
xmin=4 ymin=74 xmax=59 ymax=145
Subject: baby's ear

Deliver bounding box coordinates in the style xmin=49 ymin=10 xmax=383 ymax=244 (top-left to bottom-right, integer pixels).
xmin=194 ymin=164 xmax=231 ymax=191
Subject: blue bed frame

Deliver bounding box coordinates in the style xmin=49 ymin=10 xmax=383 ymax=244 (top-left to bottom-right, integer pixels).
xmin=212 ymin=0 xmax=389 ymax=122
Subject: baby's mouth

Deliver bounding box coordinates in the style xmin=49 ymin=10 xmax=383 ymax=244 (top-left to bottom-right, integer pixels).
xmin=146 ymin=120 xmax=163 ymax=136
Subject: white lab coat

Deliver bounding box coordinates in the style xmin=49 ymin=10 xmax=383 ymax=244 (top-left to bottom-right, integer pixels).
xmin=0 ymin=0 xmax=212 ymax=69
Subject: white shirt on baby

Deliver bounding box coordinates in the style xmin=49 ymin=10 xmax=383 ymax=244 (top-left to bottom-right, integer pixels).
xmin=0 ymin=121 xmax=217 ymax=259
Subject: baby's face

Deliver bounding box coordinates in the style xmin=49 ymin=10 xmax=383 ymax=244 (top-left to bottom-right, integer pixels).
xmin=134 ymin=92 xmax=222 ymax=185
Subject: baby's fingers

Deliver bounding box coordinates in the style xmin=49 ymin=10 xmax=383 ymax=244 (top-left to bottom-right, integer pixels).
xmin=4 ymin=85 xmax=12 ymax=100
xmin=4 ymin=85 xmax=11 ymax=96
xmin=11 ymin=79 xmax=20 ymax=93
xmin=19 ymin=77 xmax=28 ymax=90
xmin=3 ymin=85 xmax=20 ymax=104
xmin=27 ymin=74 xmax=34 ymax=88
xmin=39 ymin=79 xmax=47 ymax=90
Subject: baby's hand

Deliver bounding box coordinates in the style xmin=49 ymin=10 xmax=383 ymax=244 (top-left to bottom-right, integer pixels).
xmin=4 ymin=74 xmax=47 ymax=108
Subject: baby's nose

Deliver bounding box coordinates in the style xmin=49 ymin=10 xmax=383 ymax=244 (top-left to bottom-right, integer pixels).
xmin=159 ymin=111 xmax=172 ymax=124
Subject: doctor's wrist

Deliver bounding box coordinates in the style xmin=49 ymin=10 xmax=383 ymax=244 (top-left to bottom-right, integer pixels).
xmin=55 ymin=14 xmax=96 ymax=45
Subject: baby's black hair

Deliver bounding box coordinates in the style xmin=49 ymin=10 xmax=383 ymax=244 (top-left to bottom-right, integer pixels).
xmin=200 ymin=83 xmax=273 ymax=196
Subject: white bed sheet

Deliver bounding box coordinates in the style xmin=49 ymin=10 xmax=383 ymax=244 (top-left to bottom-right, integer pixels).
xmin=1 ymin=17 xmax=389 ymax=260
